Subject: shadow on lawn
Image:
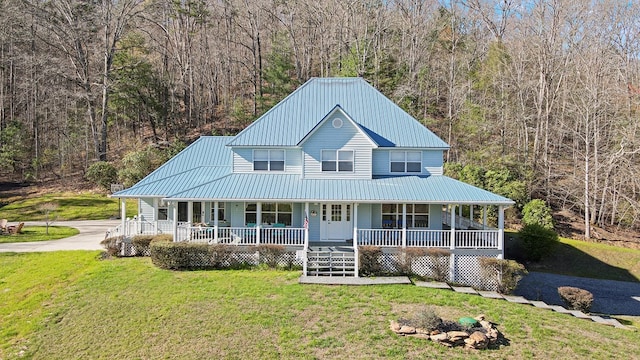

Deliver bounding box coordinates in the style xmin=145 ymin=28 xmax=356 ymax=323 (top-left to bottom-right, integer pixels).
xmin=505 ymin=236 xmax=638 ymax=283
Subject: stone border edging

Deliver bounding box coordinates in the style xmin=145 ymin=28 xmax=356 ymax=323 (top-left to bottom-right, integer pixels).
xmin=415 ymin=281 xmax=628 ymax=329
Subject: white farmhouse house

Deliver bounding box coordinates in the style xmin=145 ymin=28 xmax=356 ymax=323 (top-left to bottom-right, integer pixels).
xmin=112 ymin=77 xmax=513 ymax=282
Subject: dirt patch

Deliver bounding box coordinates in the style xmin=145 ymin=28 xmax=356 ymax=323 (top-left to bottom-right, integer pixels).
xmin=555 ymin=210 xmax=640 ymax=249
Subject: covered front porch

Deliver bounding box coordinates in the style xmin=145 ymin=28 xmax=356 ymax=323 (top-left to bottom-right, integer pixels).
xmin=111 ymin=199 xmax=506 ymax=277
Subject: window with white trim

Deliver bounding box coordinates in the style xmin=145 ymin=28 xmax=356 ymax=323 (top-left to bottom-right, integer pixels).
xmin=245 ymin=202 xmax=292 ymax=225
xmin=210 ymin=202 xmax=226 ymax=222
xmin=390 ymin=151 xmax=422 ymax=173
xmin=157 ymin=199 xmax=168 ymax=220
xmin=253 ymin=149 xmax=285 ymax=171
xmin=381 ymin=204 xmax=429 ymax=228
xmin=322 ymin=150 xmax=354 ymax=172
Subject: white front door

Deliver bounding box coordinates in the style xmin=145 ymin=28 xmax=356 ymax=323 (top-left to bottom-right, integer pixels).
xmin=320 ymin=204 xmax=353 ymax=241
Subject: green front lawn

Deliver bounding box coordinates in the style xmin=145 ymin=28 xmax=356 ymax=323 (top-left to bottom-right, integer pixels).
xmin=1 ymin=252 xmax=638 ymax=359
xmin=0 ymin=192 xmax=136 ymax=221
xmin=0 ymin=226 xmax=79 ymax=243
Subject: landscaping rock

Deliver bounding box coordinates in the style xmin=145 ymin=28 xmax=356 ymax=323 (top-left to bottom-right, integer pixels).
xmin=398 ymin=325 xmax=416 ymax=334
xmin=390 ymin=320 xmax=401 ymax=332
xmin=466 ymin=331 xmax=489 ymax=350
xmin=430 ymin=333 xmax=449 ymax=342
xmin=407 ymin=333 xmax=430 ymax=340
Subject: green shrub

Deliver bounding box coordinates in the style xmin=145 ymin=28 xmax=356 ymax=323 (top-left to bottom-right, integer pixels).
xmin=358 ymin=246 xmax=383 ymax=276
xmin=253 ymin=244 xmax=285 ymax=269
xmin=152 ymin=234 xmax=173 ymax=243
xmin=478 ymin=257 xmax=528 ymax=294
xmin=85 ymin=161 xmax=118 ymax=190
xmin=558 ymin=286 xmax=594 ymax=313
xmin=150 ymin=242 xmax=234 ymax=270
xmin=100 ymin=236 xmax=123 ymax=257
xmin=411 ymin=307 xmax=442 ymax=331
xmin=425 ymin=248 xmax=451 ymax=282
xmin=518 ymin=223 xmax=559 ymax=261
xmin=522 ymin=199 xmax=554 ymax=230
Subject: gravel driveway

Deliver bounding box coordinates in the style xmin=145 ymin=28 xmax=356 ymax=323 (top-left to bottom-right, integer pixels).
xmin=515 ymin=271 xmax=640 ymax=316
xmin=0 ymin=220 xmax=120 ymax=252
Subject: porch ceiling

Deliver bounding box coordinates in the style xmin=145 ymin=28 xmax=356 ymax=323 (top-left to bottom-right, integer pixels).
xmin=164 ymin=174 xmax=514 ymax=206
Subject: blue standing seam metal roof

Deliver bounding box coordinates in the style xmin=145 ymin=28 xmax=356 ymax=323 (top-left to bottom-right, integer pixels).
xmin=112 ymin=136 xmax=234 ymax=197
xmin=163 ymin=174 xmax=514 ymax=205
xmin=228 ymin=78 xmax=450 ymax=149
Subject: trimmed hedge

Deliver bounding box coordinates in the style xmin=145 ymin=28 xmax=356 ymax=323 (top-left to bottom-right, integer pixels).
xmin=252 ymin=244 xmax=286 ymax=269
xmin=558 ymin=286 xmax=594 ymax=313
xmin=150 ymin=242 xmax=236 ymax=270
xmin=478 ymin=257 xmax=528 ymax=294
xmin=359 ymin=246 xmax=384 ymax=276
xmin=425 ymin=248 xmax=451 ymax=282
xmin=131 ymin=235 xmax=154 ymax=257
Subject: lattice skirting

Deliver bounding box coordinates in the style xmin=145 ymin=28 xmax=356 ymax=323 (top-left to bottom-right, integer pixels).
xmin=377 ymin=250 xmax=502 ymax=290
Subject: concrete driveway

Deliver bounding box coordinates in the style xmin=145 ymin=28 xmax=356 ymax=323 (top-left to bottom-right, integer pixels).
xmin=0 ymin=220 xmax=120 ymax=252
xmin=515 ymin=271 xmax=640 ymax=316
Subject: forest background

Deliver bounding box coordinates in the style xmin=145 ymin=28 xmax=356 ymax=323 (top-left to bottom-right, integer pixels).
xmin=1 ymin=0 xmax=639 ymax=242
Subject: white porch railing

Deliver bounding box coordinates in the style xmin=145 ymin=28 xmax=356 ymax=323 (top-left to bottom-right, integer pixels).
xmin=177 ymin=226 xmax=306 ymax=246
xmin=453 ymin=230 xmax=499 ymax=249
xmin=357 ymin=229 xmax=499 ymax=249
xmin=443 ymin=211 xmax=492 ymax=230
xmin=406 ymin=230 xmax=451 ymax=248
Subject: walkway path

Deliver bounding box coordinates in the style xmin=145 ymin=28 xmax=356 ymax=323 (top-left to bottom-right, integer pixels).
xmin=514 ymin=271 xmax=640 ymax=316
xmin=0 ymin=220 xmax=119 ymax=252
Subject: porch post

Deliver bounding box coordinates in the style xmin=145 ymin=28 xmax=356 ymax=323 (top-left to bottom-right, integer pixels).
xmin=187 ymin=201 xmax=193 ymax=224
xmin=353 ymin=203 xmax=359 ymax=278
xmin=213 ymin=201 xmax=219 ymax=243
xmin=172 ymin=201 xmax=178 ymax=242
xmin=303 ymin=202 xmax=309 ymax=276
xmin=470 ymin=205 xmax=474 ymax=225
xmin=483 ymin=205 xmax=488 ymax=230
xmin=153 ymin=199 xmax=159 ymax=234
xmin=450 ymin=205 xmax=456 ymax=250
xmin=498 ymin=205 xmax=505 ymax=258
xmin=120 ymin=198 xmax=126 ymax=236
xmin=401 ymin=204 xmax=407 ymax=248
xmin=256 ymin=202 xmax=262 ymax=245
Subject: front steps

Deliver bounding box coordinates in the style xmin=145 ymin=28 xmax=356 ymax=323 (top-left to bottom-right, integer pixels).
xmin=306 ymin=247 xmax=356 ymax=276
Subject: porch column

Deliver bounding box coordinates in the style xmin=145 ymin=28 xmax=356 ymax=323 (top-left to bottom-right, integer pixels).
xmin=498 ymin=205 xmax=505 ymax=259
xmin=470 ymin=205 xmax=474 ymax=225
xmin=450 ymin=205 xmax=456 ymax=250
xmin=256 ymin=202 xmax=262 ymax=245
xmin=187 ymin=201 xmax=193 ymax=224
xmin=353 ymin=203 xmax=359 ymax=277
xmin=172 ymin=202 xmax=178 ymax=242
xmin=483 ymin=205 xmax=488 ymax=230
xmin=303 ymin=202 xmax=309 ymax=276
xmin=153 ymin=199 xmax=159 ymax=234
xmin=213 ymin=201 xmax=219 ymax=243
xmin=120 ymin=198 xmax=126 ymax=236
xmin=401 ymin=203 xmax=407 ymax=248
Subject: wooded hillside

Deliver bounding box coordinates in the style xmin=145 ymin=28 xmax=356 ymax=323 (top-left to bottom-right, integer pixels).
xmin=1 ymin=0 xmax=639 ymax=237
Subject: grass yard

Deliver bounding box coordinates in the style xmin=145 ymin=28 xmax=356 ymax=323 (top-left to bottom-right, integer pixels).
xmin=1 ymin=252 xmax=638 ymax=360
xmin=0 ymin=192 xmax=136 ymax=221
xmin=0 ymin=226 xmax=79 ymax=244
xmin=507 ymin=234 xmax=640 ymax=282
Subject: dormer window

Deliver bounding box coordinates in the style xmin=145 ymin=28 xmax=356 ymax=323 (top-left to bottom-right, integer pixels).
xmin=322 ymin=150 xmax=354 ymax=172
xmin=390 ymin=151 xmax=422 ymax=173
xmin=253 ymin=150 xmax=285 ymax=171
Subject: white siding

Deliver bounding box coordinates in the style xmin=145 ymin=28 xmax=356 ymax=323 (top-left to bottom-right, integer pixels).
xmin=302 ymin=115 xmax=373 ymax=179
xmin=139 ymin=198 xmax=155 ymax=222
xmin=372 ymin=149 xmax=443 ymax=176
xmin=233 ymin=148 xmax=302 ymax=174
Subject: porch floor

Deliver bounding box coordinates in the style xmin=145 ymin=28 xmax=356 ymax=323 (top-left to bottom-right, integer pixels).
xmin=299 ymin=276 xmax=412 ymax=285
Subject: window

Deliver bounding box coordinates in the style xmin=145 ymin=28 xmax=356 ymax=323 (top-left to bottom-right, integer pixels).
xmin=157 ymin=199 xmax=168 ymax=220
xmin=390 ymin=151 xmax=422 ymax=173
xmin=245 ymin=203 xmax=292 ymax=226
xmin=382 ymin=204 xmax=429 ymax=228
xmin=210 ymin=202 xmax=226 ymax=222
xmin=253 ymin=150 xmax=285 ymax=171
xmin=322 ymin=150 xmax=354 ymax=172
